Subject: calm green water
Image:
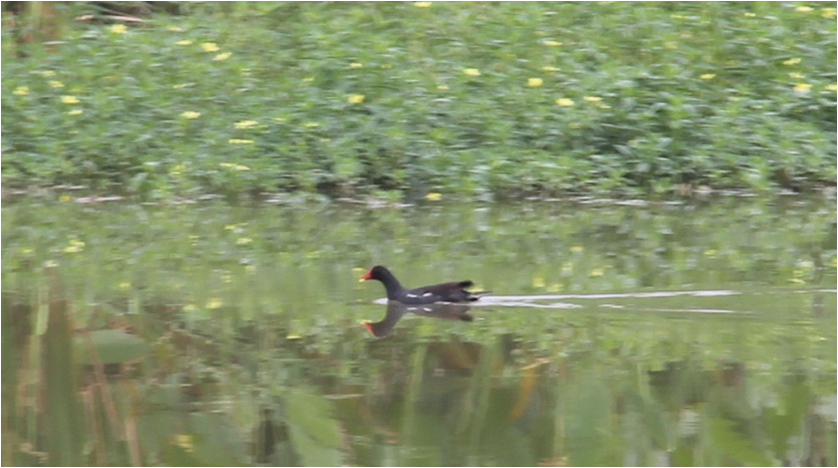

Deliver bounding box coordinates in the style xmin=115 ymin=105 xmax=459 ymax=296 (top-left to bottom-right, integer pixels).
xmin=2 ymin=197 xmax=835 ymax=466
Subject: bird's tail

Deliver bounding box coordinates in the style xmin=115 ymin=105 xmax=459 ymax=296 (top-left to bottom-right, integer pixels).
xmin=468 ymin=290 xmax=491 ymax=301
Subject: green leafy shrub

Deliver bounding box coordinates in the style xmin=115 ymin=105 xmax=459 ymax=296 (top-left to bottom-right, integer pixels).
xmin=2 ymin=2 xmax=835 ymax=200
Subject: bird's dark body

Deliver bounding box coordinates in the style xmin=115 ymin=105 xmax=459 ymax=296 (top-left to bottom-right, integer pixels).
xmin=361 ymin=266 xmax=488 ymax=304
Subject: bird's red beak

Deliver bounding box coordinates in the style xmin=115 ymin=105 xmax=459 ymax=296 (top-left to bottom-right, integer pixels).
xmin=360 ymin=269 xmax=373 ymax=282
xmin=360 ymin=321 xmax=374 ymax=334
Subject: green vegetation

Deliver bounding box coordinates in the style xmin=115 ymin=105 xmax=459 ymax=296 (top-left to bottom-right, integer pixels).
xmin=2 ymin=2 xmax=836 ymax=200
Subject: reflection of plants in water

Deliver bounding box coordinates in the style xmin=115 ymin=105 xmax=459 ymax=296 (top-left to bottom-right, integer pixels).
xmin=4 ymin=271 xmax=150 ymax=466
xmin=2 ymin=200 xmax=835 ymax=465
xmin=4 ymin=277 xmax=834 ymax=465
xmin=2 ymin=270 xmax=348 ymax=465
xmin=3 ymin=199 xmax=834 ymax=311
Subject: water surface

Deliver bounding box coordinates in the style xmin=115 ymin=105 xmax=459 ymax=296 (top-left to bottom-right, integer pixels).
xmin=2 ymin=197 xmax=835 ymax=466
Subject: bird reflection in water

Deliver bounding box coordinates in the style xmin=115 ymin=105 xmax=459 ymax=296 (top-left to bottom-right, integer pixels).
xmin=361 ymin=302 xmax=475 ymax=338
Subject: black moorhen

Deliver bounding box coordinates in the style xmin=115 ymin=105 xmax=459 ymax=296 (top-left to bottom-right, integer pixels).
xmin=362 ymin=302 xmax=475 ymax=338
xmin=360 ymin=265 xmax=489 ymax=304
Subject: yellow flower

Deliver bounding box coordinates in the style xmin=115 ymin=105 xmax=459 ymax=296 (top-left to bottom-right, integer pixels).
xmin=237 ymin=237 xmax=252 ymax=245
xmin=555 ymin=98 xmax=575 ymax=107
xmin=425 ymin=192 xmax=442 ymax=201
xmin=110 ymin=24 xmax=127 ymax=34
xmin=63 ymin=239 xmax=85 ymax=253
xmin=61 ymin=96 xmax=80 ymax=104
xmin=743 ymin=12 xmax=756 ymax=17
xmin=700 ymin=73 xmax=716 ymax=80
xmin=167 ymin=25 xmax=183 ymax=32
xmin=213 ymin=52 xmax=232 ymax=61
xmin=180 ymin=111 xmax=201 ymax=119
xmin=348 ymin=94 xmax=365 ymax=104
xmin=583 ymin=96 xmax=602 ymax=103
xmin=570 ymin=245 xmax=584 ymax=253
xmin=783 ymin=57 xmax=801 ymax=66
xmin=303 ymin=122 xmax=320 ymax=128
xmin=541 ymin=66 xmax=560 ymax=72
xmin=170 ymin=163 xmax=186 ymax=175
xmin=588 ymin=268 xmax=604 ymax=277
xmin=437 ymin=84 xmax=449 ymax=90
xmin=68 ymin=109 xmax=83 ymax=116
xmin=40 ymin=70 xmax=56 ymax=77
xmin=118 ymin=282 xmax=131 ymax=291
xmin=543 ymin=40 xmax=562 ymax=47
xmin=463 ymin=68 xmax=481 ymax=77
xmin=227 ymin=139 xmax=254 ymax=145
xmin=201 ymin=42 xmax=220 ymax=52
xmin=822 ymin=8 xmax=836 ymax=19
xmin=234 ymin=120 xmax=259 ymax=129
xmin=532 ymin=276 xmax=546 ymax=288
xmin=219 ymin=162 xmax=251 ymax=170
xmin=174 ymin=434 xmax=194 ymax=452
xmin=12 ymin=86 xmax=29 ymax=96
xmin=49 ymin=80 xmax=64 ymax=88
xmin=794 ymin=6 xmax=813 ymax=13
xmin=794 ymin=83 xmax=812 ymax=94
xmin=527 ymin=78 xmax=543 ymax=87
xmin=59 ymin=194 xmax=73 ymax=202
xmin=176 ymin=40 xmax=193 ymax=46
xmin=414 ymin=1 xmax=432 ymax=7
xmin=704 ymin=249 xmax=717 ymax=258
xmin=206 ymin=298 xmax=223 ymax=309
xmin=826 ymin=84 xmax=837 ymax=92
xmin=664 ymin=41 xmax=678 ymax=50
xmin=349 ymin=62 xmax=363 ymax=68
xmin=788 ymin=72 xmax=805 ymax=79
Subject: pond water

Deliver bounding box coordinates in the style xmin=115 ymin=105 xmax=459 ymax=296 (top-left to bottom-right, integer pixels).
xmin=2 ymin=196 xmax=835 ymax=466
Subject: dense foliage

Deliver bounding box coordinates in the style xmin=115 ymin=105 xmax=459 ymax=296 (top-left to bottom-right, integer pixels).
xmin=2 ymin=2 xmax=836 ymax=200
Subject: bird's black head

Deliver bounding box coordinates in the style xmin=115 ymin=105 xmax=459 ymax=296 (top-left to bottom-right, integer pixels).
xmin=360 ymin=265 xmax=389 ymax=282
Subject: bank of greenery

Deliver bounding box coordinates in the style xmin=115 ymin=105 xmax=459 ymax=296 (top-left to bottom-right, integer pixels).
xmin=2 ymin=2 xmax=836 ymax=200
